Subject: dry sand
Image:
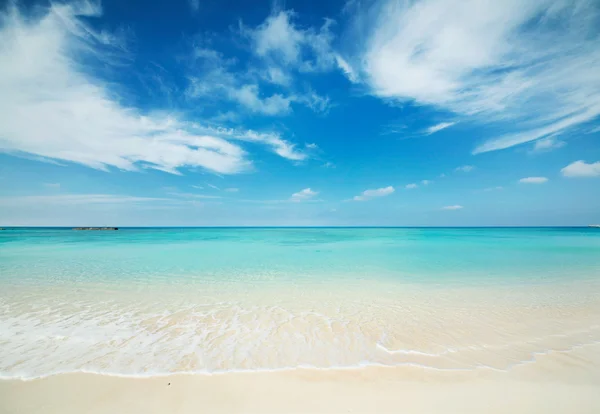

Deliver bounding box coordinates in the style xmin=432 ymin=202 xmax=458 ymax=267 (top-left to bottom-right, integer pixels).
xmin=2 ymin=357 xmax=600 ymax=414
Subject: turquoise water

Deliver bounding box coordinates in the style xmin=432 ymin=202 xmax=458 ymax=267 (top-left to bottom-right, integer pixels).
xmin=1 ymin=227 xmax=600 ymax=378
xmin=1 ymin=227 xmax=600 ymax=286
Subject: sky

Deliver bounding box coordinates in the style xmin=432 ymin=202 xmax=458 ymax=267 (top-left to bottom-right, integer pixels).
xmin=0 ymin=0 xmax=599 ymax=226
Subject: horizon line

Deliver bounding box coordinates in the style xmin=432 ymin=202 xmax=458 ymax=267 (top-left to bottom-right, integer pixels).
xmin=1 ymin=226 xmax=597 ymax=229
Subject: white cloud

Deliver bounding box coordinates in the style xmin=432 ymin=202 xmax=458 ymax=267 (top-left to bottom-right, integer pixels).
xmin=335 ymin=54 xmax=358 ymax=83
xmin=299 ymin=91 xmax=331 ymax=114
xmin=532 ymin=136 xmax=566 ymax=152
xmin=353 ymin=186 xmax=394 ymax=201
xmin=290 ymin=188 xmax=318 ymax=202
xmin=208 ymin=127 xmax=306 ymax=161
xmin=264 ymin=66 xmax=292 ymax=86
xmin=455 ymin=165 xmax=474 ymax=173
xmin=425 ymin=122 xmax=456 ymax=135
xmin=519 ymin=177 xmax=548 ymax=184
xmin=483 ymin=186 xmax=503 ymax=191
xmin=405 ymin=183 xmax=418 ymax=189
xmin=232 ymin=84 xmax=293 ymax=116
xmin=186 ymin=51 xmax=294 ymax=116
xmin=248 ymin=10 xmax=338 ymax=73
xmin=187 ymin=48 xmax=331 ymax=115
xmin=473 ymin=108 xmax=599 ymax=154
xmin=224 ymin=188 xmax=239 ymax=192
xmin=421 ymin=179 xmax=432 ymax=185
xmin=0 ymin=194 xmax=167 ymax=206
xmin=561 ymin=160 xmax=600 ymax=177
xmin=0 ymin=4 xmax=307 ymax=174
xmin=305 ymin=143 xmax=318 ymax=149
xmin=358 ymin=0 xmax=600 ymax=153
xmin=442 ymin=205 xmax=463 ymax=210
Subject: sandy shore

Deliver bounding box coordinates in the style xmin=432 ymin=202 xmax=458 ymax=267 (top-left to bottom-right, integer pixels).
xmin=2 ymin=360 xmax=600 ymax=414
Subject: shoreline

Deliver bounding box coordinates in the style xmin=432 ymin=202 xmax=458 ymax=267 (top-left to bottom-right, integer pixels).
xmin=3 ymin=337 xmax=600 ymax=381
xmin=2 ymin=365 xmax=600 ymax=414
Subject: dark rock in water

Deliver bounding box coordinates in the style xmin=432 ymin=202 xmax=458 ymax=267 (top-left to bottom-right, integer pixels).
xmin=73 ymin=227 xmax=119 ymax=231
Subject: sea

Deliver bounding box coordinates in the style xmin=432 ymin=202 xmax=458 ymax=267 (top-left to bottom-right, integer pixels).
xmin=1 ymin=227 xmax=599 ymax=379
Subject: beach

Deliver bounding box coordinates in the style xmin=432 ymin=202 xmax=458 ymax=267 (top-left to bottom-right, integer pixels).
xmin=2 ymin=360 xmax=600 ymax=414
xmin=1 ymin=228 xmax=600 ymax=412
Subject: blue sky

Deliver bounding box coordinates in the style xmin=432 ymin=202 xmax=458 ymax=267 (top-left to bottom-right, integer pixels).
xmin=0 ymin=0 xmax=599 ymax=226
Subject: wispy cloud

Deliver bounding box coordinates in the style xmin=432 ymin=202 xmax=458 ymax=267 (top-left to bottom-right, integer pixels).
xmin=455 ymin=165 xmax=474 ymax=173
xmin=519 ymin=177 xmax=548 ymax=184
xmin=290 ymin=188 xmax=318 ymax=202
xmin=188 ymin=9 xmax=340 ymax=117
xmin=245 ymin=10 xmax=339 ymax=74
xmin=356 ymin=0 xmax=600 ymax=153
xmin=224 ymin=187 xmax=239 ymax=192
xmin=424 ymin=122 xmax=456 ymax=135
xmin=335 ymin=54 xmax=358 ymax=83
xmin=187 ymin=46 xmax=331 ymax=116
xmin=421 ymin=179 xmax=432 ymax=185
xmin=405 ymin=183 xmax=418 ymax=189
xmin=0 ymin=4 xmax=308 ymax=174
xmin=483 ymin=186 xmax=503 ymax=192
xmin=532 ymin=136 xmax=566 ymax=152
xmin=167 ymin=192 xmax=221 ymax=199
xmin=353 ymin=186 xmax=394 ymax=201
xmin=0 ymin=194 xmax=168 ymax=206
xmin=561 ymin=160 xmax=600 ymax=177
xmin=442 ymin=205 xmax=463 ymax=210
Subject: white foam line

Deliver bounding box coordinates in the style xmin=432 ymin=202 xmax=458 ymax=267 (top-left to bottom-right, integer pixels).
xmin=0 ymin=363 xmax=486 ymax=382
xmin=3 ymin=339 xmax=600 ymax=382
xmin=375 ymin=343 xmax=453 ymax=357
xmin=377 ymin=325 xmax=600 ymax=356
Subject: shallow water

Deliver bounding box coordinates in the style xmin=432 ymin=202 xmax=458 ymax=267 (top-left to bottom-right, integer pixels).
xmin=1 ymin=227 xmax=599 ymax=378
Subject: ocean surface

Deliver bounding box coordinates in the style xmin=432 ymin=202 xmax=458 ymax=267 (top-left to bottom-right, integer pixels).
xmin=1 ymin=227 xmax=600 ymax=379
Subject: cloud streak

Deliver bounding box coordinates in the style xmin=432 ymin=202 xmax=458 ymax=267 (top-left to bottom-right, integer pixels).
xmin=425 ymin=122 xmax=455 ymax=135
xmin=519 ymin=177 xmax=548 ymax=184
xmin=0 ymin=194 xmax=169 ymax=206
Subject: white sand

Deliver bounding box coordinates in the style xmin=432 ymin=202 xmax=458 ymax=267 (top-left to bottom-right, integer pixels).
xmin=3 ymin=279 xmax=600 ymax=413
xmin=2 ymin=348 xmax=600 ymax=414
